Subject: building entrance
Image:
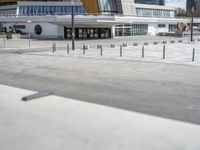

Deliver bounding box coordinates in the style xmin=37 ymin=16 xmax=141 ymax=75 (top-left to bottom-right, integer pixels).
xmin=64 ymin=27 xmax=111 ymax=39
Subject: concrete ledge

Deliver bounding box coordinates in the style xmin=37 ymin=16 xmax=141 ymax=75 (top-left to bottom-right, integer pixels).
xmin=0 ymin=84 xmax=200 ymax=150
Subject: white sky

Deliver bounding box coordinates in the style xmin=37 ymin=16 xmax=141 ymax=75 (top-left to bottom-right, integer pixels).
xmin=165 ymin=0 xmax=186 ymax=9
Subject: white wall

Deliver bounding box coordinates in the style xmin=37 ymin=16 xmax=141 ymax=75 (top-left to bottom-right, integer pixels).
xmin=57 ymin=25 xmax=64 ymax=39
xmin=28 ymin=22 xmax=61 ymax=39
xmin=148 ymin=24 xmax=156 ymax=36
xmin=148 ymin=23 xmax=169 ymax=35
xmin=155 ymin=24 xmax=169 ymax=34
xmin=3 ymin=22 xmax=63 ymax=39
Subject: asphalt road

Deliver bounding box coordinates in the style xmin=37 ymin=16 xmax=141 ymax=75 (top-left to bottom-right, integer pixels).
xmin=0 ymin=49 xmax=200 ymax=125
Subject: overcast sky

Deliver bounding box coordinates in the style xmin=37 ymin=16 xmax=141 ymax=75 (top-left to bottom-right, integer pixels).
xmin=165 ymin=0 xmax=186 ymax=9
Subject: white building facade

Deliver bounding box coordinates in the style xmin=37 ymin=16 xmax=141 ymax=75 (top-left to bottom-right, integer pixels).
xmin=0 ymin=0 xmax=190 ymax=39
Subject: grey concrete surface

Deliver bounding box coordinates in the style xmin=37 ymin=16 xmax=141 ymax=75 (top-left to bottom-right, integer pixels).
xmin=0 ymin=51 xmax=200 ymax=124
xmin=0 ymin=84 xmax=200 ymax=150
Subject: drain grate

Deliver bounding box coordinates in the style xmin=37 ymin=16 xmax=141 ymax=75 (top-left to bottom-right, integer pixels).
xmin=22 ymin=91 xmax=54 ymax=101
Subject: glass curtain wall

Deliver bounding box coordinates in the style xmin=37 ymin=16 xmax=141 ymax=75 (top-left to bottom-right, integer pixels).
xmin=168 ymin=24 xmax=178 ymax=32
xmin=115 ymin=24 xmax=148 ymax=37
xmin=97 ymin=0 xmax=117 ymax=14
xmin=136 ymin=8 xmax=171 ymax=18
xmin=18 ymin=5 xmax=85 ymax=15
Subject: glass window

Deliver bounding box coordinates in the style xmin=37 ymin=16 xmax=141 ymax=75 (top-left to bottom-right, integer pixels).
xmin=136 ymin=8 xmax=171 ymax=18
xmin=158 ymin=24 xmax=166 ymax=28
xmin=169 ymin=24 xmax=178 ymax=32
xmin=18 ymin=5 xmax=86 ymax=15
xmin=98 ymin=0 xmax=117 ymax=14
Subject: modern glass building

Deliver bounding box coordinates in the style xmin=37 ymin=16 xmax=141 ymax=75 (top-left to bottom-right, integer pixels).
xmin=187 ymin=0 xmax=200 ymax=17
xmin=0 ymin=0 xmax=187 ymax=39
xmin=97 ymin=0 xmax=118 ymax=14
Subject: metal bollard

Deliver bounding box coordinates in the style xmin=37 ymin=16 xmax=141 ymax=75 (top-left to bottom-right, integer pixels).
xmin=67 ymin=43 xmax=69 ymax=54
xmin=142 ymin=46 xmax=144 ymax=58
xmin=192 ymin=48 xmax=195 ymax=62
xmin=100 ymin=45 xmax=103 ymax=56
xmin=171 ymin=40 xmax=175 ymax=44
xmin=97 ymin=45 xmax=102 ymax=49
xmin=163 ymin=45 xmax=166 ymax=59
xmin=52 ymin=43 xmax=56 ymax=53
xmin=122 ymin=43 xmax=127 ymax=47
xmin=153 ymin=41 xmax=158 ymax=45
xmin=111 ymin=44 xmax=115 ymax=48
xmin=83 ymin=44 xmax=85 ymax=54
xmin=120 ymin=45 xmax=122 ymax=57
xmin=3 ymin=38 xmax=5 ymax=47
xmin=178 ymin=40 xmax=183 ymax=43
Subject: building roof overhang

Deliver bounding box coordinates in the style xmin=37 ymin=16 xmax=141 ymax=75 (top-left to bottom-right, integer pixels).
xmin=0 ymin=15 xmax=193 ymax=25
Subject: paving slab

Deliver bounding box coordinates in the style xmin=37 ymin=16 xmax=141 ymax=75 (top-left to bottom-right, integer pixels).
xmin=0 ymin=84 xmax=200 ymax=150
xmin=25 ymin=41 xmax=200 ymax=66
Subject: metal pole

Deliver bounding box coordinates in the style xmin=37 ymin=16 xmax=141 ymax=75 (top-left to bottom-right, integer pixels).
xmin=120 ymin=45 xmax=122 ymax=57
xmin=28 ymin=23 xmax=30 ymax=47
xmin=2 ymin=22 xmax=4 ymax=35
xmin=191 ymin=1 xmax=195 ymax=42
xmin=163 ymin=45 xmax=165 ymax=59
xmin=67 ymin=43 xmax=69 ymax=54
xmin=100 ymin=46 xmax=103 ymax=56
xmin=142 ymin=46 xmax=144 ymax=58
xmin=52 ymin=43 xmax=56 ymax=53
xmin=192 ymin=48 xmax=195 ymax=62
xmin=83 ymin=44 xmax=85 ymax=54
xmin=52 ymin=43 xmax=54 ymax=53
xmin=71 ymin=4 xmax=75 ymax=50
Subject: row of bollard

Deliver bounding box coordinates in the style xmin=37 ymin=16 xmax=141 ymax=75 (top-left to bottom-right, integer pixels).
xmin=52 ymin=42 xmax=197 ymax=62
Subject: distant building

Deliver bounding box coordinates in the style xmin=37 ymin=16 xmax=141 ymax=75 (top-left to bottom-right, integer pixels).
xmin=0 ymin=0 xmax=189 ymax=39
xmin=187 ymin=0 xmax=200 ymax=17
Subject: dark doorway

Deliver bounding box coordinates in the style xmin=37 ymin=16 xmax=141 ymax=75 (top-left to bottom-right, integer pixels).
xmin=64 ymin=27 xmax=111 ymax=39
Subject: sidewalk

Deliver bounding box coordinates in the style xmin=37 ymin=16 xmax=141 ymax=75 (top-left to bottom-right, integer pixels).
xmin=0 ymin=84 xmax=200 ymax=150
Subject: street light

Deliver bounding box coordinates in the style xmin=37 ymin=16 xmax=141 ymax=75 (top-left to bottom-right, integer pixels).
xmin=71 ymin=0 xmax=75 ymax=50
xmin=191 ymin=0 xmax=196 ymax=42
xmin=27 ymin=20 xmax=32 ymax=47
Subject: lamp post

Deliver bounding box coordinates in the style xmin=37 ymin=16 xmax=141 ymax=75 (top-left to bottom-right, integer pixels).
xmin=190 ymin=0 xmax=196 ymax=42
xmin=71 ymin=0 xmax=75 ymax=50
xmin=27 ymin=20 xmax=32 ymax=47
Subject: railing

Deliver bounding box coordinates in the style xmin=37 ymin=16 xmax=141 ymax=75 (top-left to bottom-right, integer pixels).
xmin=0 ymin=13 xmax=200 ymax=22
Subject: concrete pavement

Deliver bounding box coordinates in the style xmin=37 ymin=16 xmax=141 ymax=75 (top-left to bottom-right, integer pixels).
xmin=0 ymin=84 xmax=200 ymax=150
xmin=0 ymin=52 xmax=200 ymax=124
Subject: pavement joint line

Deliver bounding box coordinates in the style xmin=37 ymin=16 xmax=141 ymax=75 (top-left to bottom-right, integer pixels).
xmin=22 ymin=91 xmax=54 ymax=101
